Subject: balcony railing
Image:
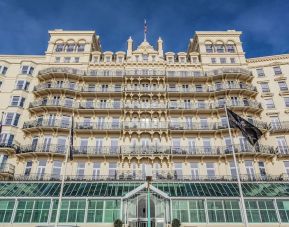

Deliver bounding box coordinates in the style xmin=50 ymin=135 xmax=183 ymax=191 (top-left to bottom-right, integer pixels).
xmin=29 ymin=99 xmax=123 ymax=110
xmin=168 ymin=100 xmax=262 ymax=110
xmin=34 ymin=82 xmax=123 ymax=93
xmin=17 ymin=144 xmax=274 ymax=156
xmin=124 ymin=103 xmax=167 ymax=109
xmin=167 ymin=83 xmax=257 ymax=93
xmin=269 ymin=122 xmax=289 ymax=132
xmin=38 ymin=67 xmax=252 ymax=80
xmin=8 ymin=173 xmax=288 ymax=182
xmin=0 ymin=163 xmax=15 ymax=175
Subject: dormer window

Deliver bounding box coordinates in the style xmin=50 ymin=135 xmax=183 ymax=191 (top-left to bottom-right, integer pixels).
xmin=191 ymin=57 xmax=198 ymax=63
xmin=66 ymin=44 xmax=75 ymax=52
xmin=93 ymin=56 xmax=99 ymax=63
xmin=105 ymin=56 xmax=111 ymax=63
xmin=168 ymin=57 xmax=173 ymax=63
xmin=21 ymin=65 xmax=34 ymax=75
xmin=77 ymin=44 xmax=85 ymax=52
xmin=142 ymin=54 xmax=148 ymax=62
xmin=117 ymin=56 xmax=123 ymax=63
xmin=180 ymin=57 xmax=186 ymax=63
xmin=55 ymin=44 xmax=64 ymax=52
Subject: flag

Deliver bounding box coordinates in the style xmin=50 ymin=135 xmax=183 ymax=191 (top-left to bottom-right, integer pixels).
xmin=144 ymin=19 xmax=147 ymax=34
xmin=227 ymin=108 xmax=263 ymax=146
xmin=69 ymin=115 xmax=74 ymax=161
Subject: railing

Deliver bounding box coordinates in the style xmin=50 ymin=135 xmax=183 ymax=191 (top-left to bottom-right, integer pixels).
xmin=15 ymin=144 xmax=276 ymax=156
xmin=34 ymin=82 xmax=123 ymax=93
xmin=269 ymin=122 xmax=289 ymax=132
xmin=125 ymin=86 xmax=166 ymax=92
xmin=205 ymin=67 xmax=252 ymax=77
xmin=7 ymin=173 xmax=289 ymax=182
xmin=0 ymin=163 xmax=15 ymax=174
xmin=23 ymin=119 xmax=71 ymax=129
xmin=38 ymin=67 xmax=252 ymax=79
xmin=0 ymin=142 xmax=19 ymax=150
xmin=167 ymin=83 xmax=257 ymax=93
xmin=29 ymin=99 xmax=123 ymax=109
xmin=168 ymin=100 xmax=262 ymax=110
xmin=124 ymin=103 xmax=167 ymax=109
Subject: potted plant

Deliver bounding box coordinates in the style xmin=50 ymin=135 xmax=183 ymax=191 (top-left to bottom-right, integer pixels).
xmin=114 ymin=219 xmax=123 ymax=227
xmin=172 ymin=218 xmax=181 ymax=227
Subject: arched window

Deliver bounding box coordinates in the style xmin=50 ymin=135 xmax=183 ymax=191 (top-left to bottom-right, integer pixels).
xmin=66 ymin=42 xmax=75 ymax=52
xmin=215 ymin=41 xmax=225 ymax=53
xmin=205 ymin=41 xmax=214 ymax=53
xmin=55 ymin=40 xmax=64 ymax=52
xmin=77 ymin=43 xmax=85 ymax=52
xmin=226 ymin=41 xmax=236 ymax=53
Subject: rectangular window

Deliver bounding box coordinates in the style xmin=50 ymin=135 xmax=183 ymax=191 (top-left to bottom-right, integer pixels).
xmin=284 ymin=97 xmax=289 ymax=107
xmin=0 ymin=200 xmax=15 ymax=222
xmin=260 ymin=83 xmax=270 ymax=92
xmin=273 ymin=66 xmax=282 ymax=75
xmin=220 ymin=58 xmax=226 ymax=64
xmin=211 ymin=58 xmax=216 ymax=64
xmin=4 ymin=113 xmax=20 ymax=126
xmin=258 ymin=161 xmax=266 ymax=177
xmin=229 ymin=161 xmax=237 ymax=179
xmin=64 ymin=57 xmax=71 ymax=63
xmin=87 ymin=200 xmax=120 ymax=223
xmin=278 ymin=81 xmax=288 ymax=91
xmin=206 ymin=162 xmax=215 ymax=179
xmin=230 ymin=57 xmax=236 ymax=64
xmin=205 ymin=44 xmax=213 ymax=53
xmin=203 ymin=138 xmax=212 ymax=154
xmin=276 ymin=200 xmax=289 ymax=222
xmin=10 ymin=96 xmax=25 ymax=107
xmin=277 ymin=137 xmax=289 ymax=154
xmin=256 ymin=68 xmax=265 ymax=77
xmin=0 ymin=66 xmax=8 ymax=75
xmin=24 ymin=161 xmax=32 ymax=176
xmin=55 ymin=44 xmax=64 ymax=52
xmin=55 ymin=57 xmax=60 ymax=63
xmin=245 ymin=160 xmax=255 ymax=180
xmin=74 ymin=57 xmax=80 ymax=63
xmin=56 ymin=137 xmax=66 ymax=153
xmin=245 ymin=200 xmax=278 ymax=223
xmin=76 ymin=162 xmax=85 ymax=179
xmin=14 ymin=200 xmax=51 ymax=223
xmin=174 ymin=162 xmax=183 ymax=179
xmin=79 ymin=138 xmax=88 ymax=154
xmin=108 ymin=162 xmax=117 ymax=178
xmin=15 ymin=80 xmax=30 ymax=90
xmin=92 ymin=162 xmax=100 ymax=179
xmin=190 ymin=162 xmax=199 ymax=179
xmin=77 ymin=44 xmax=85 ymax=52
xmin=0 ymin=133 xmax=14 ymax=145
xmin=265 ymin=99 xmax=275 ymax=109
xmin=36 ymin=160 xmax=46 ymax=179
xmin=21 ymin=65 xmax=34 ymax=75
xmin=270 ymin=116 xmax=281 ymax=129
xmin=52 ymin=161 xmax=62 ymax=180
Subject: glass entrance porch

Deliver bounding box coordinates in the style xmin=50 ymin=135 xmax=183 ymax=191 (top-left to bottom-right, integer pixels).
xmin=123 ymin=183 xmax=170 ymax=227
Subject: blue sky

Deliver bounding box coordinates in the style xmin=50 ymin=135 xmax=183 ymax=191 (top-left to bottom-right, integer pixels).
xmin=0 ymin=0 xmax=288 ymax=58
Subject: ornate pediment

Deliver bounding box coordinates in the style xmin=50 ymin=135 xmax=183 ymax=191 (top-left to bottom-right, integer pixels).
xmin=133 ymin=41 xmax=158 ymax=54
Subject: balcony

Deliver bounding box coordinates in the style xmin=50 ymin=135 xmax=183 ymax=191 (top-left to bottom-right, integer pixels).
xmin=123 ymin=121 xmax=168 ymax=130
xmin=29 ymin=99 xmax=123 ymax=113
xmin=124 ymin=103 xmax=166 ymax=109
xmin=0 ymin=142 xmax=19 ymax=154
xmin=168 ymin=100 xmax=262 ymax=112
xmin=15 ymin=144 xmax=275 ymax=157
xmin=269 ymin=122 xmax=289 ymax=133
xmin=34 ymin=82 xmax=123 ymax=94
xmin=0 ymin=163 xmax=15 ymax=175
xmin=7 ymin=172 xmax=288 ymax=182
xmin=38 ymin=67 xmax=124 ymax=79
xmin=125 ymin=69 xmax=166 ymax=77
xmin=125 ymin=86 xmax=166 ymax=93
xmin=167 ymin=83 xmax=257 ymax=95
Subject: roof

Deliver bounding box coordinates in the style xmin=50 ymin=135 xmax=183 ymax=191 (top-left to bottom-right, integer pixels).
xmin=0 ymin=182 xmax=288 ymax=198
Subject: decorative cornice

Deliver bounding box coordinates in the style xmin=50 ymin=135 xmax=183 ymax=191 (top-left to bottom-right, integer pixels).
xmin=247 ymin=53 xmax=289 ymax=63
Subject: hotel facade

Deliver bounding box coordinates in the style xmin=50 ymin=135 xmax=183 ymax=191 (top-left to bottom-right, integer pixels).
xmin=0 ymin=29 xmax=289 ymax=227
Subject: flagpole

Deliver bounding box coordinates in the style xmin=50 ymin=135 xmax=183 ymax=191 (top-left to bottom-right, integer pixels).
xmin=54 ymin=114 xmax=74 ymax=227
xmin=224 ymin=105 xmax=249 ymax=227
xmin=0 ymin=112 xmax=4 ymax=134
xmin=144 ymin=19 xmax=147 ymax=41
